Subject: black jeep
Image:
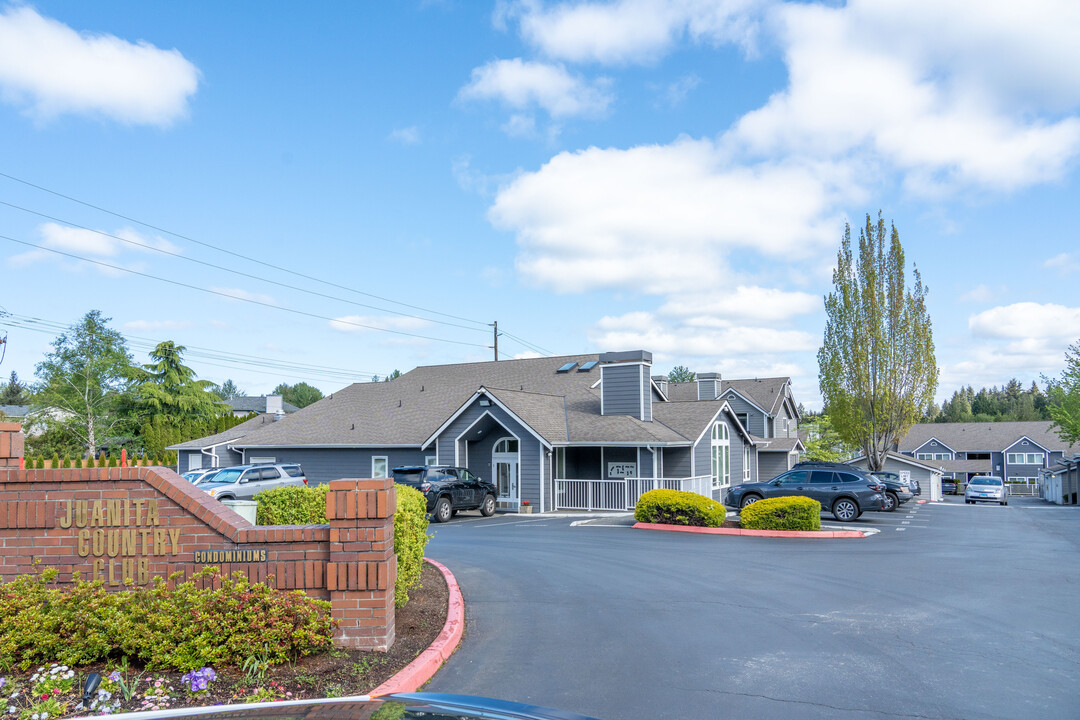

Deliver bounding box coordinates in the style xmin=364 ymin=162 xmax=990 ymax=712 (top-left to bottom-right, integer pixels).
xmin=392 ymin=465 xmax=498 ymax=523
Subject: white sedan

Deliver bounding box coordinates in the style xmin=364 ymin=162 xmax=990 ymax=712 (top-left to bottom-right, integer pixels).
xmin=965 ymin=476 xmax=1008 ymax=506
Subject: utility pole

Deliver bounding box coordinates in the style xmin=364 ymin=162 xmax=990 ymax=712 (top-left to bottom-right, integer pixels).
xmin=492 ymin=321 xmax=499 ymax=361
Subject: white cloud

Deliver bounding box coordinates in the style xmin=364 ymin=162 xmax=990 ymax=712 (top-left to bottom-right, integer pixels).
xmin=512 ymin=350 xmax=543 ymax=359
xmin=958 ymin=285 xmax=1003 ymax=304
xmin=458 ymin=58 xmax=613 ymax=119
xmin=328 ymin=315 xmax=433 ymax=333
xmin=592 ymin=311 xmax=816 ymax=356
xmin=0 ymin=6 xmax=199 ymax=126
xmin=7 ymin=223 xmax=178 ymax=274
xmin=1045 ymin=252 xmax=1080 ymax=276
xmin=211 ymin=287 xmax=277 ymax=306
xmin=497 ymin=0 xmax=766 ymax=65
xmin=388 ymin=126 xmax=420 ymax=145
xmin=490 ymin=137 xmax=854 ymax=294
xmin=730 ymin=0 xmax=1080 ymax=193
xmin=123 ymin=320 xmax=194 ymax=332
xmin=659 ymin=286 xmax=819 ymax=324
xmin=969 ymin=302 xmax=1080 ymax=341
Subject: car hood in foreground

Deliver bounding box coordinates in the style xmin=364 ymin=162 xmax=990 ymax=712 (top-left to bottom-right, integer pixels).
xmin=73 ymin=693 xmax=605 ymax=720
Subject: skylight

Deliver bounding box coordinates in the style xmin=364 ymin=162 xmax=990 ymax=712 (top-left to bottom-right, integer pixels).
xmin=556 ymin=362 xmax=578 ymax=373
xmin=577 ymin=361 xmax=598 ymax=372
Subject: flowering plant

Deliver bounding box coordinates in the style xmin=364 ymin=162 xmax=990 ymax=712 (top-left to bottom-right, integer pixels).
xmin=180 ymin=668 xmax=217 ymax=694
xmin=521 ymin=500 xmax=530 ymax=506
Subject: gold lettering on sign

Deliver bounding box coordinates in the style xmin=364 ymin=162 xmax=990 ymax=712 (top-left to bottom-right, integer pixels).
xmin=90 ymin=501 xmax=104 ymax=527
xmin=132 ymin=499 xmax=145 ymax=526
xmin=146 ymin=500 xmax=159 ymax=526
xmin=59 ymin=500 xmax=72 ymax=529
xmin=77 ymin=529 xmax=90 ymax=557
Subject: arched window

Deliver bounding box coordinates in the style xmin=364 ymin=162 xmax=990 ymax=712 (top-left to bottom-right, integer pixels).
xmin=493 ymin=438 xmax=519 ymax=454
xmin=711 ymin=421 xmax=730 ymax=489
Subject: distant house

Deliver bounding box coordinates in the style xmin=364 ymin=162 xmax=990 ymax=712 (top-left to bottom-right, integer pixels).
xmin=895 ymin=421 xmax=1075 ymax=485
xmin=0 ymin=405 xmax=29 ymax=422
xmin=167 ymin=413 xmax=278 ymax=471
xmin=847 ymin=452 xmax=945 ymax=501
xmin=176 ymin=351 xmax=803 ymax=513
xmin=225 ymin=395 xmax=298 ymax=418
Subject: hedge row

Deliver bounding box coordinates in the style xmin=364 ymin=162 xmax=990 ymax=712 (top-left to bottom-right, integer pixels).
xmin=0 ymin=566 xmax=333 ymax=672
xmin=254 ymin=483 xmax=430 ymax=608
xmin=739 ymin=496 xmax=821 ymax=531
xmin=633 ymin=489 xmax=728 ymax=527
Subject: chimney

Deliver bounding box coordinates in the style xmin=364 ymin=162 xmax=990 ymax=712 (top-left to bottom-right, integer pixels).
xmin=697 ymin=372 xmax=720 ymax=400
xmin=599 ymin=350 xmax=653 ymax=421
xmin=266 ymin=395 xmax=283 ymax=415
xmin=652 ymin=375 xmax=668 ymax=396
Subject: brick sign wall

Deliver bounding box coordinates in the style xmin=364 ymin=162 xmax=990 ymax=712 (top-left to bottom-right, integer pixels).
xmin=0 ymin=422 xmax=397 ymax=650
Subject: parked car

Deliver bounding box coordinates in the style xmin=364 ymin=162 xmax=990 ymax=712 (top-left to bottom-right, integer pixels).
xmin=966 ymin=475 xmax=1008 ymax=505
xmin=726 ymin=462 xmax=886 ymax=522
xmin=199 ymin=463 xmax=308 ymax=501
xmin=181 ymin=468 xmax=220 ymax=485
xmin=869 ymin=471 xmax=915 ymax=511
xmin=942 ymin=479 xmax=958 ymax=495
xmin=393 ymin=465 xmax=498 ymax=522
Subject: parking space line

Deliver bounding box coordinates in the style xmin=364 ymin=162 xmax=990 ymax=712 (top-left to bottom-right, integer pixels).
xmin=896 ymin=527 xmax=906 ymax=531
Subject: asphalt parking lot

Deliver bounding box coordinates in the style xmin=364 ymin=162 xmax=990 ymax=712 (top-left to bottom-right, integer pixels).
xmin=425 ymin=497 xmax=1080 ymax=720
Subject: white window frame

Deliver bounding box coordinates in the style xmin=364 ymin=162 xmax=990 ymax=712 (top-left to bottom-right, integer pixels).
xmin=372 ymin=456 xmax=388 ymax=479
xmin=935 ymin=453 xmax=950 ymax=460
xmin=710 ymin=421 xmax=730 ymax=490
xmin=425 ymin=455 xmax=437 ymax=466
xmin=917 ymin=453 xmax=932 ymax=460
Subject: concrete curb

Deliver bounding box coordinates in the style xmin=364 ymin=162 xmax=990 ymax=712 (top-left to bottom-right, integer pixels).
xmin=633 ymin=521 xmax=866 ymax=539
xmin=369 ymin=558 xmax=465 ymax=696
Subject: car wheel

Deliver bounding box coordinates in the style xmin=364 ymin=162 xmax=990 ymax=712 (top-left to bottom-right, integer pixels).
xmin=740 ymin=494 xmax=761 ymax=509
xmin=1001 ymin=500 xmax=1007 ymax=506
xmin=884 ymin=491 xmax=898 ymax=512
xmin=433 ymin=497 xmax=453 ymax=523
xmin=480 ymin=494 xmax=496 ymax=517
xmin=832 ymin=498 xmax=858 ymax=522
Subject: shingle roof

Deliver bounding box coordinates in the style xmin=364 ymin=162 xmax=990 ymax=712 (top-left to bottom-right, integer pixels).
xmin=167 ymin=413 xmax=277 ymax=450
xmin=232 ymin=353 xmax=694 ymax=448
xmin=228 ymin=396 xmax=300 ymax=414
xmin=0 ymin=404 xmax=29 ymax=418
xmin=664 ymin=377 xmax=792 ymax=416
xmin=751 ymin=436 xmax=803 ymax=452
xmin=897 ymin=422 xmax=1075 ymax=454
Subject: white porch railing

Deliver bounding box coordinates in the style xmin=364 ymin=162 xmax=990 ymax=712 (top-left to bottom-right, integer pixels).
xmin=554 ymin=476 xmax=715 ymax=511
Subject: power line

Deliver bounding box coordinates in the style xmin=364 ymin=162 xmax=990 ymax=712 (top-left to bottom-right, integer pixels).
xmin=1 ymin=315 xmax=378 ymax=384
xmin=0 ymin=199 xmax=488 ymax=334
xmin=0 ymin=170 xmax=491 ymax=328
xmin=499 ymin=330 xmax=556 ymax=357
xmin=0 ymin=234 xmax=492 ymax=349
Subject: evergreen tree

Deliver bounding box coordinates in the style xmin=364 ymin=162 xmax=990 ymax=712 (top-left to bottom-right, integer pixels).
xmin=667 ymin=366 xmax=696 ymax=383
xmin=0 ymin=371 xmax=28 ymax=405
xmin=272 ymin=381 xmax=324 ymax=409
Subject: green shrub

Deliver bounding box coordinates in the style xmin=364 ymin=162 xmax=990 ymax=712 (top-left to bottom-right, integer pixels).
xmin=0 ymin=566 xmax=333 ymax=672
xmin=633 ymin=489 xmax=728 ymax=527
xmin=50 ymin=452 xmax=60 ymax=468
xmin=394 ymin=484 xmax=430 ymax=608
xmin=739 ymin=496 xmax=821 ymax=531
xmin=256 ymin=485 xmax=329 ymax=525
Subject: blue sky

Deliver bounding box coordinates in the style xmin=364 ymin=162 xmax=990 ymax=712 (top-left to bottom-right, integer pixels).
xmin=1 ymin=0 xmax=1078 ymax=409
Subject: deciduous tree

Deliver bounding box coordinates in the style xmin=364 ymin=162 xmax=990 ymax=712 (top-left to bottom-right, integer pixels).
xmin=33 ymin=311 xmax=135 ymax=455
xmin=667 ymin=365 xmax=696 ymax=383
xmin=272 ymin=381 xmax=324 ymax=409
xmin=1046 ymin=340 xmax=1080 ymax=444
xmin=818 ymin=213 xmax=938 ymax=471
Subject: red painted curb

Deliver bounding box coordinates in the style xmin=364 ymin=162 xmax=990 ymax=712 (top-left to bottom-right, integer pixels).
xmin=917 ymin=499 xmax=928 ymax=504
xmin=370 ymin=558 xmax=465 ymax=696
xmin=633 ymin=522 xmax=865 ymax=539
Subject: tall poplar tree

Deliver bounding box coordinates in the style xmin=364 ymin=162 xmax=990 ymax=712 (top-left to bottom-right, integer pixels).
xmin=818 ymin=213 xmax=938 ymax=471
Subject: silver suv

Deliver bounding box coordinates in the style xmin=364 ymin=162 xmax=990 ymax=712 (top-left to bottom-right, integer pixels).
xmin=199 ymin=463 xmax=308 ymax=501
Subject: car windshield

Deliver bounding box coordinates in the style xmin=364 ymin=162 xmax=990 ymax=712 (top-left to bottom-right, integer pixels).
xmin=971 ymin=477 xmax=1002 ymax=486
xmin=206 ymin=468 xmax=244 ymax=484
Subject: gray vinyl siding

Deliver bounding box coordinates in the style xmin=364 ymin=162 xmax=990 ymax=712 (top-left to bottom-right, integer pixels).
xmin=239 ymin=447 xmax=425 ymax=486
xmin=662 ymin=447 xmax=691 ymax=478
xmin=1004 ymin=438 xmax=1048 ymax=480
xmin=697 ymin=378 xmax=718 ymax=400
xmin=719 ymin=393 xmax=766 ymax=437
xmin=602 ymin=363 xmax=649 ymax=420
xmin=435 ymin=400 xmax=543 ymax=507
xmin=636 ymin=447 xmax=657 ymax=478
xmin=179 ymin=450 xmax=203 ymax=473
xmin=758 ymin=452 xmax=791 ymax=482
xmin=694 ymin=434 xmax=710 ymax=480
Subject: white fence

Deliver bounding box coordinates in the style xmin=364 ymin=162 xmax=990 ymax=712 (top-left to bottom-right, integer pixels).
xmin=554 ymin=476 xmax=714 ymax=511
xmin=1007 ymin=482 xmax=1037 ymax=496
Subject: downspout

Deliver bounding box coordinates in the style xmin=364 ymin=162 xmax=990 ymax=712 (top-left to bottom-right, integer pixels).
xmin=544 ymin=449 xmax=550 ymax=513
xmin=201 ymin=445 xmax=217 ymax=469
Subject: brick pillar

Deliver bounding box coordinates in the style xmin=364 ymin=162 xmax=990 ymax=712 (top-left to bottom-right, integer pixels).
xmin=0 ymin=423 xmax=25 ymax=468
xmin=325 ymin=478 xmax=397 ymax=650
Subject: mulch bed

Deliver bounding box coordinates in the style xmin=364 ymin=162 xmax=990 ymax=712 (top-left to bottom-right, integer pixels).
xmin=3 ymin=562 xmax=449 ymax=715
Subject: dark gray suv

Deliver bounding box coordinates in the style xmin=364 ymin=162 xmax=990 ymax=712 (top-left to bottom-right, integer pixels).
xmin=725 ymin=465 xmax=885 ymax=522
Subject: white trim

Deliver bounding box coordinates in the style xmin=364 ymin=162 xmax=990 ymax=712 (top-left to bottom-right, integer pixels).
xmin=371 ymin=456 xmax=389 ymax=479
xmin=552 ymin=441 xmax=689 ymax=447
xmin=232 ymin=443 xmax=420 ymax=449
xmin=543 ymin=448 xmax=549 ymax=512
xmin=421 ymin=388 xmax=552 ymax=450
xmin=640 ymin=364 xmax=646 ymax=421
xmin=491 ymin=433 xmax=522 ymax=506
xmin=601 ymin=446 xmax=605 ymax=478
xmin=912 ymin=437 xmax=957 ymax=455
xmin=650 ymin=378 xmax=669 ymax=402
xmin=1003 ymin=436 xmax=1051 ymax=455
xmin=692 ymin=402 xmax=756 ymax=446
xmin=721 ymin=388 xmax=771 ymax=417
xmin=849 ymin=453 xmax=942 ymax=472
xmin=454 ymin=409 xmax=506 ymax=466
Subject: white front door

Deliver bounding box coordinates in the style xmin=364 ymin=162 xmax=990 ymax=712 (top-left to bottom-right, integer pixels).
xmin=492 ymin=437 xmax=520 ymax=505
xmin=188 ymin=453 xmax=202 ymax=471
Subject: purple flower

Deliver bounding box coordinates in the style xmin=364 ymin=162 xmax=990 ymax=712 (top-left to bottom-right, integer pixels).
xmin=107 ymin=672 xmax=121 ymax=683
